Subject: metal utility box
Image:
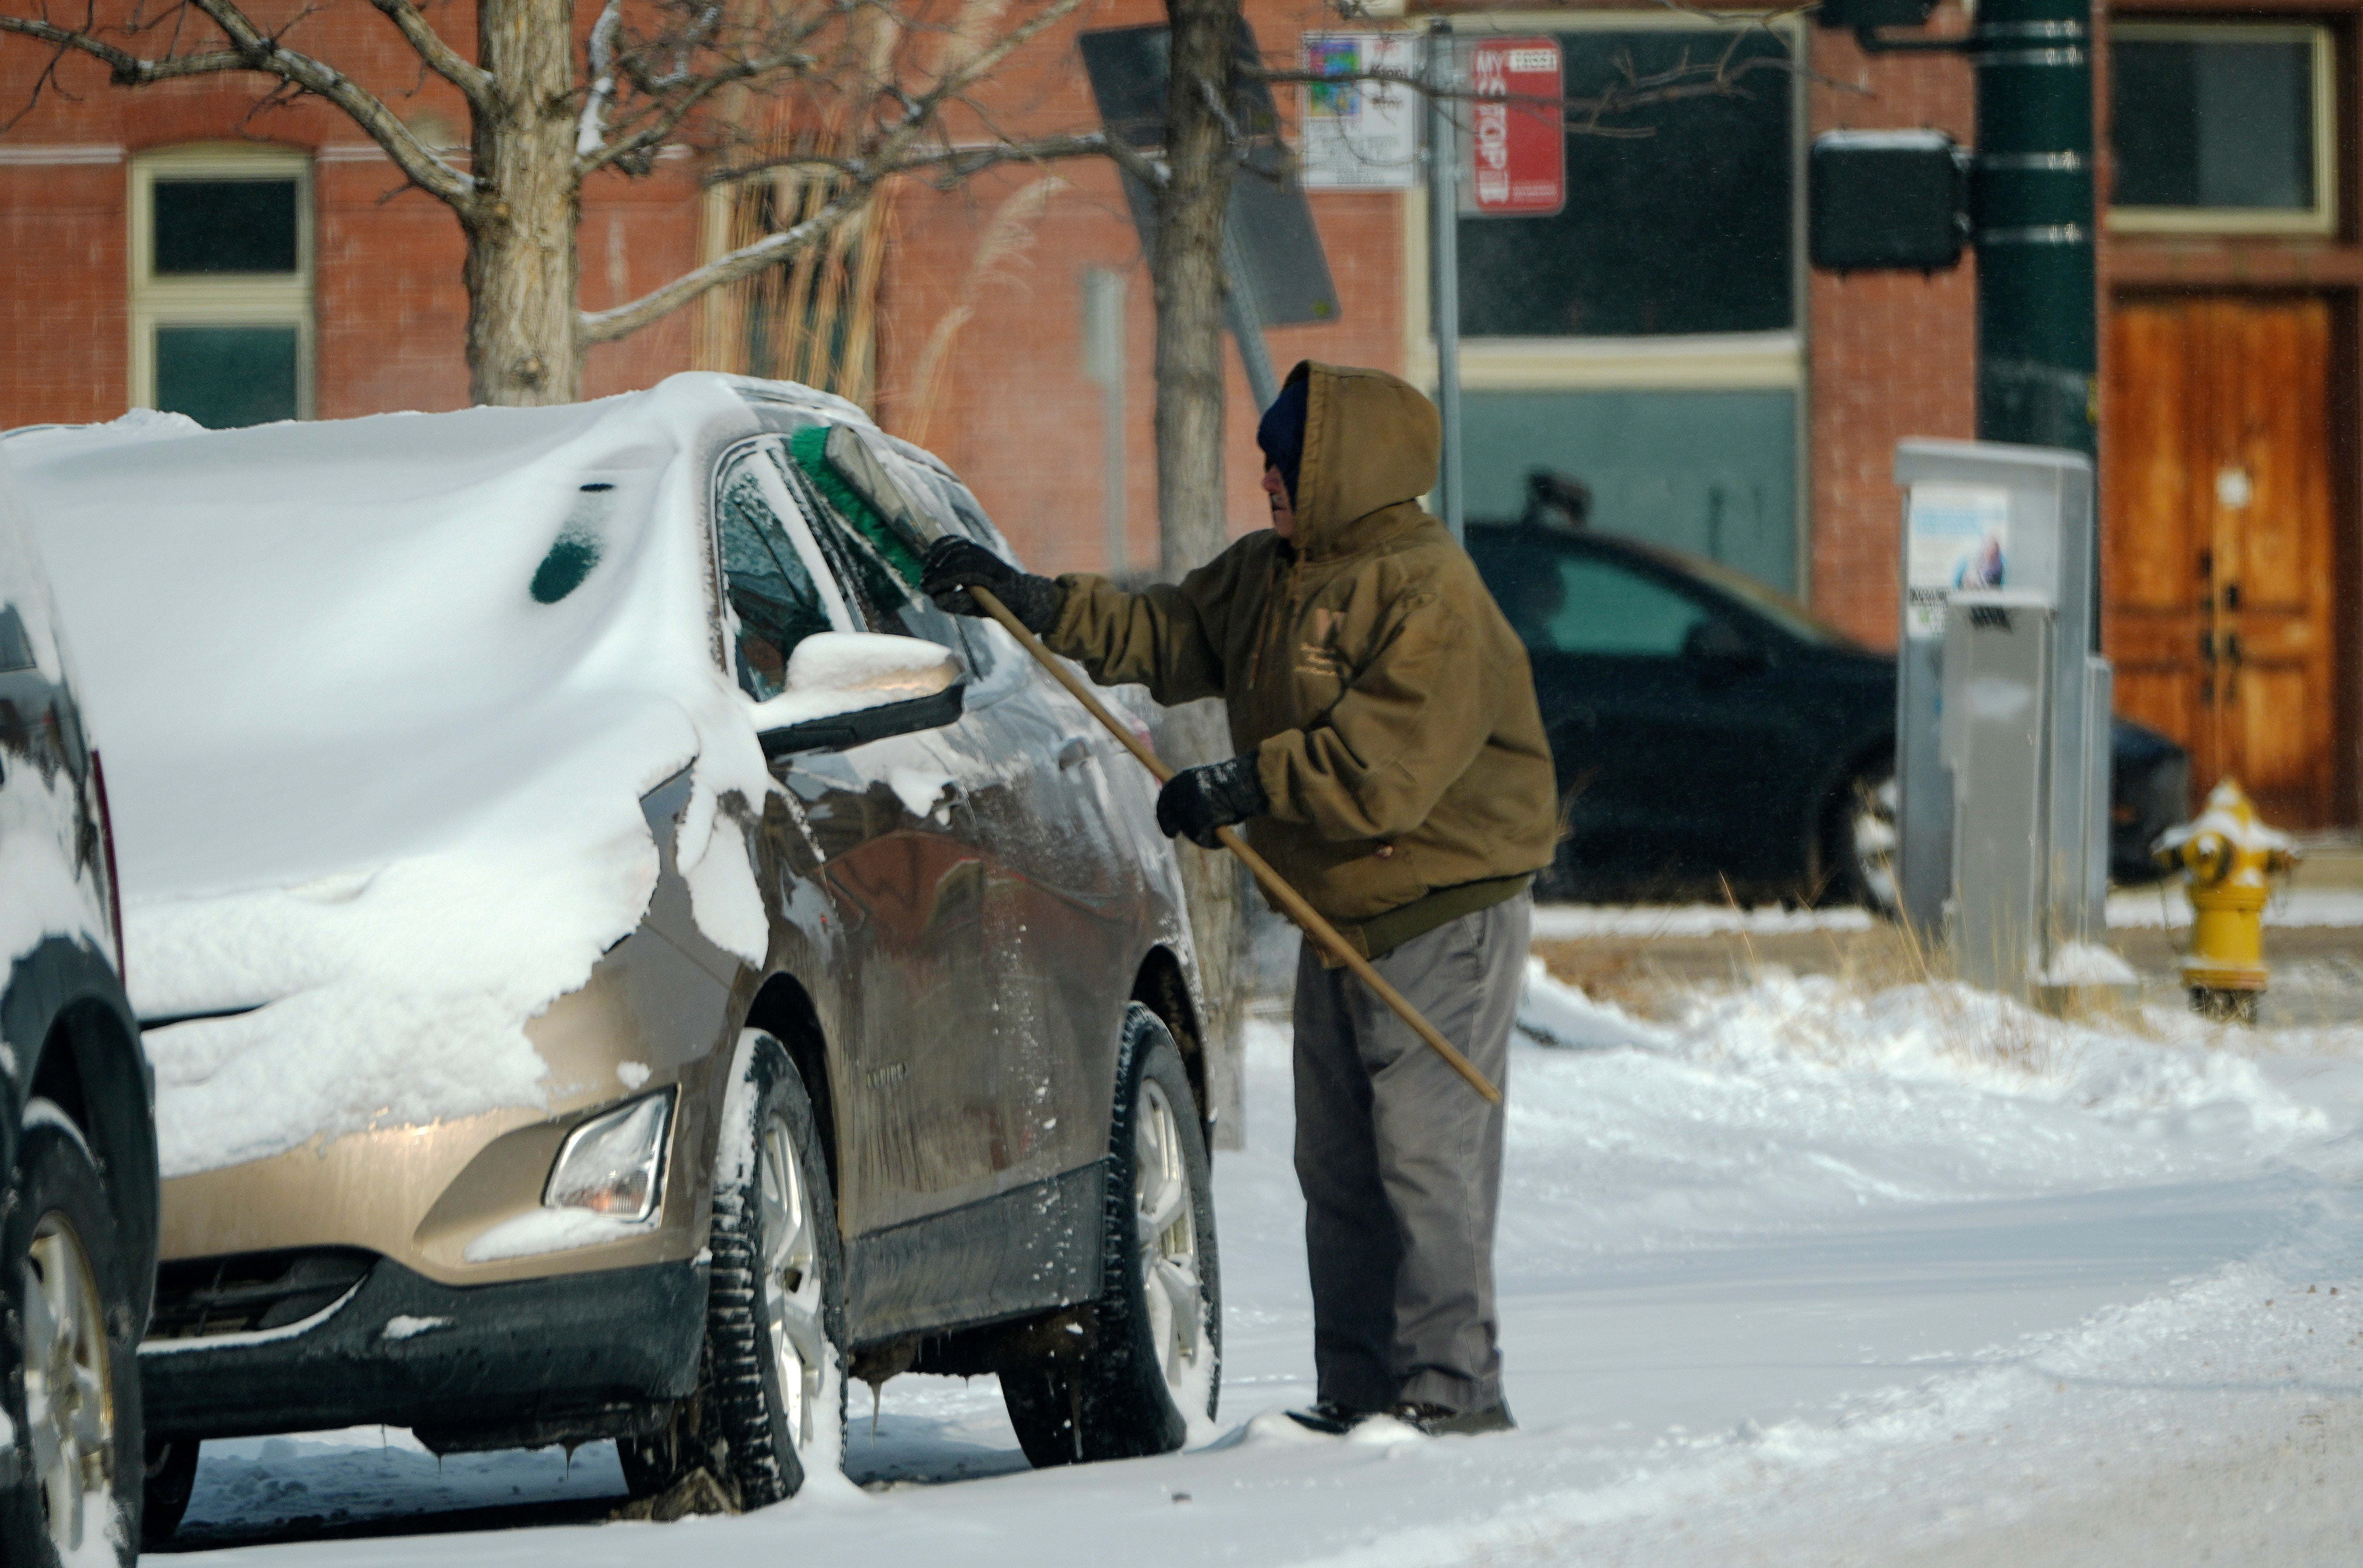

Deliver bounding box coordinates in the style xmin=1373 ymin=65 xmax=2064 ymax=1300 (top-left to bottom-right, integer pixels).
xmin=1809 ymin=131 xmax=1968 ymax=274
xmin=1942 ymin=592 xmax=2052 ymax=995
xmin=1892 ymin=441 xmax=2108 ymax=980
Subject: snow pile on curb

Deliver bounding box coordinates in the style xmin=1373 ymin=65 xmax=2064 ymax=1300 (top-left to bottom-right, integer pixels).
xmin=1667 ymin=974 xmax=2326 ymax=1142
xmin=1516 ymin=958 xmax=1671 ymax=1051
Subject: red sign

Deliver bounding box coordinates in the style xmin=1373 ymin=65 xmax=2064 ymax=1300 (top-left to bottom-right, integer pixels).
xmin=1466 ymin=38 xmax=1565 ymax=217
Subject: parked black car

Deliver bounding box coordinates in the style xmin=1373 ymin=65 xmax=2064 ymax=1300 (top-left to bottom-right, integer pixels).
xmin=0 ymin=459 xmax=157 ymax=1567
xmin=1466 ymin=502 xmax=2190 ymax=910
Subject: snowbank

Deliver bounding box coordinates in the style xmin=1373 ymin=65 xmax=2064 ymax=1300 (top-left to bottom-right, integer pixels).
xmin=8 ymin=375 xmax=843 ymax=1175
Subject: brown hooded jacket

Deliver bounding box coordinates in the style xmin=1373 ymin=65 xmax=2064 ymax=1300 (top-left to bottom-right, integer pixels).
xmin=1044 ymin=361 xmax=1560 ymax=959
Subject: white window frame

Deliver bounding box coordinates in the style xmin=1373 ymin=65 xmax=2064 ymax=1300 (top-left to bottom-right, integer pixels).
xmin=2107 ymin=21 xmax=2337 ymax=236
xmin=1401 ymin=10 xmax=1810 ymax=592
xmin=1402 ymin=9 xmax=1806 ymax=392
xmin=128 ymin=144 xmax=316 ymax=418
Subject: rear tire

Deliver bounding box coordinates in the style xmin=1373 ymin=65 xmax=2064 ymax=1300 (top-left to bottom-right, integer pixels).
xmin=1826 ymin=761 xmax=1899 ymax=918
xmin=0 ymin=1106 xmax=141 ymax=1567
xmin=1002 ymin=1005 xmax=1220 ymax=1467
xmin=140 ymin=1438 xmax=199 ymax=1547
xmin=618 ymin=1032 xmax=845 ymax=1509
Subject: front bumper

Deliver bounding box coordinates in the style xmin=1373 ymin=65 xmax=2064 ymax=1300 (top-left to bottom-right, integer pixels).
xmin=141 ymin=1253 xmax=707 ymax=1449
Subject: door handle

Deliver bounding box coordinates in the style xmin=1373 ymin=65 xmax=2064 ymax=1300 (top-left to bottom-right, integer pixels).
xmin=1057 ymin=736 xmax=1092 ymax=771
xmin=2226 ymin=632 xmax=2244 ymax=666
xmin=2199 ymin=630 xmax=2216 ymax=664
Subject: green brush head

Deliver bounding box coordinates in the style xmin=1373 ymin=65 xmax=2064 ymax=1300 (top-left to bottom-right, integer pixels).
xmin=787 ymin=424 xmax=936 ymax=593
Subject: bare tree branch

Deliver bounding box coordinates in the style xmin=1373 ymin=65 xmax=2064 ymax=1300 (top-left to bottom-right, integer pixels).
xmin=0 ymin=1 xmax=477 ymax=205
xmin=573 ymin=0 xmax=620 ymax=156
xmin=587 ymin=0 xmax=1095 ymax=338
xmin=704 ymin=129 xmax=1149 ymax=189
xmin=367 ymin=0 xmax=494 ymax=113
xmin=582 ymin=182 xmax=869 ymax=343
xmin=577 ymin=38 xmax=814 ymax=178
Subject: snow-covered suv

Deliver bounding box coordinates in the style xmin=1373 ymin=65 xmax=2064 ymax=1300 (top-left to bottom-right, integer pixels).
xmin=0 ymin=454 xmax=157 ymax=1566
xmin=9 ymin=374 xmax=1220 ymax=1531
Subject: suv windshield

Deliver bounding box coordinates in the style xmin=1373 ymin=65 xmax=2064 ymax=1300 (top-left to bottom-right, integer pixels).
xmin=1633 ymin=542 xmax=1862 ymax=650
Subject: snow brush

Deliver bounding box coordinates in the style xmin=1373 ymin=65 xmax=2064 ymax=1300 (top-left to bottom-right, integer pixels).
xmin=804 ymin=425 xmax=1503 ymax=1106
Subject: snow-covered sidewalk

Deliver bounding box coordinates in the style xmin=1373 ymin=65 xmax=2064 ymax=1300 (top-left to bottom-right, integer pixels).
xmin=162 ymin=969 xmax=2363 ymax=1565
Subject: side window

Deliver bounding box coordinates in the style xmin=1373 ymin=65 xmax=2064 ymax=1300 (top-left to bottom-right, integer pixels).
xmin=1492 ymin=548 xmax=1707 ymax=656
xmin=717 ymin=455 xmax=838 ymax=700
xmin=768 ymin=449 xmax=977 ymax=663
xmin=0 ymin=606 xmax=34 ymax=673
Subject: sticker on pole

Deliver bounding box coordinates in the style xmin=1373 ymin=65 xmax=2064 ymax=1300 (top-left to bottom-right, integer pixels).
xmin=1465 ymin=37 xmax=1564 ymax=217
xmin=1905 ymin=483 xmax=2010 ymax=638
xmin=1300 ymin=32 xmax=1421 ymax=189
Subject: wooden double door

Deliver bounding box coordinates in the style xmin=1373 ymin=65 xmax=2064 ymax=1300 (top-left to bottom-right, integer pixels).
xmin=2103 ymin=294 xmax=2344 ymax=829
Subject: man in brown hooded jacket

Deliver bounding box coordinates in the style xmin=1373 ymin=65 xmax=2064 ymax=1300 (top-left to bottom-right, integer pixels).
xmin=922 ymin=360 xmax=1557 ymax=1435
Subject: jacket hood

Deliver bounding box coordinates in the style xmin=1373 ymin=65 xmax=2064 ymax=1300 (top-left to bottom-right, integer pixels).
xmin=1287 ymin=361 xmax=1441 ymax=560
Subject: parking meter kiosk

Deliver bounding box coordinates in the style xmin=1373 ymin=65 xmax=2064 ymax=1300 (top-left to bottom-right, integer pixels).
xmin=1892 ymin=441 xmax=2109 ymax=989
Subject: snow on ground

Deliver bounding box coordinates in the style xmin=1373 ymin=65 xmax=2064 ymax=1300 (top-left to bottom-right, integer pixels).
xmin=161 ymin=963 xmax=2363 ymax=1565
xmin=1530 ymin=887 xmax=2363 ymax=940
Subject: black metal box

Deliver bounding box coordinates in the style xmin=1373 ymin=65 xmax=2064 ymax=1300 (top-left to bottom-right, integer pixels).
xmin=1808 ymin=130 xmax=1967 ymax=273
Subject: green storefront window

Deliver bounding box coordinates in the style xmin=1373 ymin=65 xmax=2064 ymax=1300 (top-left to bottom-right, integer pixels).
xmin=1461 ymin=389 xmax=1797 ymax=593
xmin=155 ymin=325 xmax=300 ymax=429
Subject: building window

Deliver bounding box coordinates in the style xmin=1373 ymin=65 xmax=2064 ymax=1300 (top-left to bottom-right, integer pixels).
xmin=130 ymin=147 xmax=313 ymax=427
xmin=1457 ymin=27 xmax=1794 ymax=338
xmin=1412 ymin=14 xmax=1804 ymax=592
xmin=2109 ymin=24 xmax=2334 ymax=233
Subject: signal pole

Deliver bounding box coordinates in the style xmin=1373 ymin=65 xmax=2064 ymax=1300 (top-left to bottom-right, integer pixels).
xmin=1971 ymin=0 xmax=2097 ymax=457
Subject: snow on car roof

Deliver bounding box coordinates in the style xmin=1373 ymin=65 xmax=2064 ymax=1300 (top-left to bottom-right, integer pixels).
xmin=7 ymin=372 xmax=840 ymax=1176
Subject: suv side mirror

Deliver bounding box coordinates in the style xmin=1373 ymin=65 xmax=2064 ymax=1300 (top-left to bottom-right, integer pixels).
xmin=752 ymin=632 xmax=966 ymax=758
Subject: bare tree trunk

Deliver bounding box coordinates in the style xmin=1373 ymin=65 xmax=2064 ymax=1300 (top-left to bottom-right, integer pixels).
xmin=1154 ymin=0 xmax=1251 ymax=1146
xmin=1153 ymin=0 xmax=1236 ymax=582
xmin=465 ymin=0 xmax=583 ymax=406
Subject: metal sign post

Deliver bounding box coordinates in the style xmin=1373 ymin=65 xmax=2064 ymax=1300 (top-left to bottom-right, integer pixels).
xmin=1425 ymin=19 xmax=1463 ymax=541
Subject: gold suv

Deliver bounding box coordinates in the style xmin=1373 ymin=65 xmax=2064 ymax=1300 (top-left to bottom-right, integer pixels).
xmin=11 ymin=374 xmax=1222 ymax=1535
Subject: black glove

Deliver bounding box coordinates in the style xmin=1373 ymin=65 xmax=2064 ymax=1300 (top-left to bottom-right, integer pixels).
xmin=920 ymin=536 xmax=1065 ymax=635
xmin=1156 ymin=754 xmax=1269 ymax=849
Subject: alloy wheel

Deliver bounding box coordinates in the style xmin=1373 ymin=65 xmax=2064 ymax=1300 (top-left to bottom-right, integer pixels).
xmin=22 ymin=1212 xmax=116 ymax=1558
xmin=756 ymin=1114 xmax=828 ymax=1457
xmin=1851 ymin=772 xmax=1900 ymax=914
xmin=1132 ymin=1079 xmax=1204 ymax=1391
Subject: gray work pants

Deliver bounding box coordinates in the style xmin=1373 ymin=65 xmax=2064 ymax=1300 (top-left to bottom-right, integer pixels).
xmin=1292 ymin=893 xmax=1527 ymax=1414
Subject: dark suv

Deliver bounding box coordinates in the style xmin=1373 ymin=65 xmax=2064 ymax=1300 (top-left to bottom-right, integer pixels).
xmin=1468 ymin=505 xmax=2190 ymax=908
xmin=0 ymin=458 xmax=157 ymax=1566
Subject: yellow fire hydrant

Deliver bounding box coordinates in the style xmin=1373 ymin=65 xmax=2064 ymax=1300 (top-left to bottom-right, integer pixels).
xmin=2152 ymin=779 xmax=2299 ymax=1024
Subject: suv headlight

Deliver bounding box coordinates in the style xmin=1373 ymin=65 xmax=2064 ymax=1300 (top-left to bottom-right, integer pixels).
xmin=545 ymin=1090 xmax=674 ymax=1222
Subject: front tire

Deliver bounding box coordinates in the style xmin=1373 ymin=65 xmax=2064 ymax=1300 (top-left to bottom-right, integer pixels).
xmin=619 ymin=1032 xmax=845 ymax=1509
xmin=0 ymin=1106 xmax=141 ymax=1567
xmin=1002 ymin=1005 xmax=1220 ymax=1467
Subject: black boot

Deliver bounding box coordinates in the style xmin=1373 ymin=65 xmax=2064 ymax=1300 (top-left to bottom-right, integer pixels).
xmin=1387 ymin=1398 xmax=1517 ymax=1436
xmin=1285 ymin=1400 xmax=1377 ymax=1435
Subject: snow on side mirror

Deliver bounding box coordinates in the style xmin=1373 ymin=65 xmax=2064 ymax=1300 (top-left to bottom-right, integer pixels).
xmin=750 ymin=631 xmax=967 ymax=758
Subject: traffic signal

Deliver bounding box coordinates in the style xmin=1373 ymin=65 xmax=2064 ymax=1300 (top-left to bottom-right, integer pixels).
xmin=1808 ymin=130 xmax=1969 ymax=273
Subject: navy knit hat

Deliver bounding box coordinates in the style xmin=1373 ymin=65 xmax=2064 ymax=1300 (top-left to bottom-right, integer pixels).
xmin=1256 ymin=375 xmax=1310 ymax=504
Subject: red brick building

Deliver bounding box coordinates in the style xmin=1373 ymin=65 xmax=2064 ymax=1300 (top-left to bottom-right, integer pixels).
xmin=2 ymin=0 xmax=2354 ymax=827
